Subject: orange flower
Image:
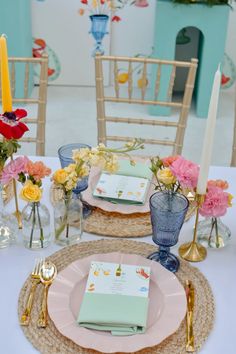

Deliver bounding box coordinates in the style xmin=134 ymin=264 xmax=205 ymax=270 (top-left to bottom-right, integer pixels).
xmin=78 ymin=8 xmax=85 ymax=15
xmin=26 ymin=161 xmax=51 ymax=182
xmin=207 ymin=179 xmax=229 ymax=190
xmin=162 ymin=155 xmax=180 ymax=167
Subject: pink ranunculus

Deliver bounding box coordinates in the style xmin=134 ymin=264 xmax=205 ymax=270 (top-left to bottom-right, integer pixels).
xmin=26 ymin=161 xmax=51 ymax=182
xmin=170 ymin=156 xmax=199 ymax=189
xmin=199 ymin=185 xmax=230 ymax=218
xmin=162 ymin=155 xmax=180 ymax=167
xmin=0 ymin=156 xmax=29 ymax=185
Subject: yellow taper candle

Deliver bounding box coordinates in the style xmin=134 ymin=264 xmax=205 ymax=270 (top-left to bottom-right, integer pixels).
xmin=0 ymin=35 xmax=13 ymax=112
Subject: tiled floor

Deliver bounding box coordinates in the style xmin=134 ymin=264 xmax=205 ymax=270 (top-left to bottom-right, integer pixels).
xmin=18 ymin=85 xmax=235 ymax=166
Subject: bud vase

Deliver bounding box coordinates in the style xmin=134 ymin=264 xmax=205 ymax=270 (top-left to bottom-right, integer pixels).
xmin=22 ymin=202 xmax=51 ymax=249
xmin=0 ymin=182 xmax=17 ymax=248
xmin=197 ymin=217 xmax=231 ymax=248
xmin=54 ymin=194 xmax=83 ymax=246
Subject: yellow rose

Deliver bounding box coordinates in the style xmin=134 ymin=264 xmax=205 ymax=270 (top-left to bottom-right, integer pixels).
xmin=157 ymin=167 xmax=176 ymax=185
xmin=20 ymin=180 xmax=42 ymax=202
xmin=53 ymin=169 xmax=68 ymax=184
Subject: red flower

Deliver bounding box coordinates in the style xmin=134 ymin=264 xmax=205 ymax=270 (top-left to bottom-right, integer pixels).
xmin=0 ymin=109 xmax=29 ymax=140
xmin=101 ymin=0 xmax=105 ymax=4
xmin=112 ymin=16 xmax=121 ymax=22
xmin=81 ymin=0 xmax=88 ymax=4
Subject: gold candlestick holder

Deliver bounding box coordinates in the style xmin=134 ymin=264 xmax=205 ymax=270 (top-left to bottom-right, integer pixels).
xmin=179 ymin=194 xmax=207 ymax=262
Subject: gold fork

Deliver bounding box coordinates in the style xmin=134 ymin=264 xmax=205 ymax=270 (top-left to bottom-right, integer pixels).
xmin=20 ymin=258 xmax=44 ymax=326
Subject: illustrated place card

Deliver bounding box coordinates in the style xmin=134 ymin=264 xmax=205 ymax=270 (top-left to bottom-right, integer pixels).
xmin=85 ymin=261 xmax=151 ymax=298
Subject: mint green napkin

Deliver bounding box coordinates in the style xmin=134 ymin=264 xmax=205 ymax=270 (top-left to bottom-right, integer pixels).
xmin=77 ymin=293 xmax=149 ymax=336
xmin=116 ymin=159 xmax=152 ymax=180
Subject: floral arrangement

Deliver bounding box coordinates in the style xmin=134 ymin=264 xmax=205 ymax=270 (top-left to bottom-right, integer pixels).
xmin=79 ymin=0 xmax=149 ymax=22
xmin=53 ymin=139 xmax=144 ymax=196
xmin=0 ymin=109 xmax=28 ymax=171
xmin=52 ymin=139 xmax=144 ymax=240
xmin=0 ymin=157 xmax=51 ymax=247
xmin=150 ymin=155 xmax=199 ymax=193
xmin=150 ymin=155 xmax=233 ymax=217
xmin=199 ymin=179 xmax=233 ymax=217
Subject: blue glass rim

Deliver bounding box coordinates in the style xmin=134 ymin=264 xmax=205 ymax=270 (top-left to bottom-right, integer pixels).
xmin=90 ymin=14 xmax=109 ymax=20
xmin=149 ymin=191 xmax=189 ymax=214
xmin=58 ymin=143 xmax=91 ymax=163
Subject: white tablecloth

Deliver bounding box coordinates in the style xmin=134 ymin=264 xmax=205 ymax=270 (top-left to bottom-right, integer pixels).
xmin=0 ymin=156 xmax=235 ymax=354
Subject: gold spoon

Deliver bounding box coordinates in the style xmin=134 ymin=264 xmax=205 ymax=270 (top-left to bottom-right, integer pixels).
xmin=37 ymin=261 xmax=57 ymax=328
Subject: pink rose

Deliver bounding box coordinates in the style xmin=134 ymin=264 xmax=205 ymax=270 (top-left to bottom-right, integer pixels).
xmin=199 ymin=185 xmax=229 ymax=218
xmin=170 ymin=156 xmax=199 ymax=189
xmin=0 ymin=156 xmax=29 ymax=185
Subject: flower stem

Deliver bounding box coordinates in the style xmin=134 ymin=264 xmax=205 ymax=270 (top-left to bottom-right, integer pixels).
xmin=29 ymin=203 xmax=36 ymax=248
xmin=36 ymin=203 xmax=44 ymax=248
xmin=208 ymin=217 xmax=215 ymax=247
xmin=215 ymin=218 xmax=220 ymax=248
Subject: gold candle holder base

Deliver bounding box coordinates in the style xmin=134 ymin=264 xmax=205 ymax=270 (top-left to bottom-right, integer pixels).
xmin=179 ymin=193 xmax=207 ymax=263
xmin=179 ymin=241 xmax=207 ymax=262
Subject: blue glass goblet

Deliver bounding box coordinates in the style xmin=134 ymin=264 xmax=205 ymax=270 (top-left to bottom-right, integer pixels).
xmin=58 ymin=143 xmax=92 ymax=218
xmin=148 ymin=191 xmax=189 ymax=273
xmin=89 ymin=14 xmax=109 ymax=56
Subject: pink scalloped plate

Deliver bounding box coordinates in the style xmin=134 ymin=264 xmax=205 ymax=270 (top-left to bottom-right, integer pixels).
xmin=48 ymin=253 xmax=187 ymax=353
xmin=82 ymin=167 xmax=155 ymax=214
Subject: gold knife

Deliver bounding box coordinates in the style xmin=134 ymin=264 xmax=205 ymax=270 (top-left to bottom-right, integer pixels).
xmin=185 ymin=280 xmax=195 ymax=352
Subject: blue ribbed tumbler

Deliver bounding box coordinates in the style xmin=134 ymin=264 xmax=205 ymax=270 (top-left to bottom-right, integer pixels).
xmin=148 ymin=191 xmax=189 ymax=273
xmin=90 ymin=14 xmax=109 ymax=56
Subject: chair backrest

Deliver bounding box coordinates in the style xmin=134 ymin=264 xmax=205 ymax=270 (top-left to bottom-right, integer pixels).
xmin=231 ymin=83 xmax=236 ymax=167
xmin=95 ymin=55 xmax=198 ymax=155
xmin=0 ymin=54 xmax=48 ymax=156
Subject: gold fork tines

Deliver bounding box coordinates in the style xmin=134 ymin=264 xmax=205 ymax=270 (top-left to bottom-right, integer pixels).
xmin=185 ymin=280 xmax=195 ymax=352
xmin=20 ymin=258 xmax=44 ymax=326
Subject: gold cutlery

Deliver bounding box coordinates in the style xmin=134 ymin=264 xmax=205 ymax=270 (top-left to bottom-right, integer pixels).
xmin=185 ymin=280 xmax=195 ymax=352
xmin=20 ymin=258 xmax=44 ymax=326
xmin=37 ymin=261 xmax=57 ymax=328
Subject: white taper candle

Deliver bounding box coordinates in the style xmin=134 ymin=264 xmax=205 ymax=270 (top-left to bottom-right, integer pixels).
xmin=197 ymin=65 xmax=221 ymax=195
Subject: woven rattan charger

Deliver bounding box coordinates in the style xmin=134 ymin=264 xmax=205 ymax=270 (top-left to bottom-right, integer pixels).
xmin=18 ymin=239 xmax=214 ymax=354
xmin=51 ymin=184 xmax=196 ymax=237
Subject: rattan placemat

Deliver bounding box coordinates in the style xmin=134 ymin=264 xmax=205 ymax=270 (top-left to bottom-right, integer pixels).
xmin=18 ymin=239 xmax=214 ymax=354
xmin=51 ymin=186 xmax=196 ymax=237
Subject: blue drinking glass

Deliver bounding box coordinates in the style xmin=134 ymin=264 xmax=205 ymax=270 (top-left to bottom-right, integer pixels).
xmin=58 ymin=143 xmax=91 ymax=218
xmin=148 ymin=191 xmax=189 ymax=273
xmin=89 ymin=14 xmax=109 ymax=56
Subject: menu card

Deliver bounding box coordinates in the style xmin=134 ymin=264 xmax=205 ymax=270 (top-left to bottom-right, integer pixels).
xmin=93 ymin=173 xmax=150 ymax=204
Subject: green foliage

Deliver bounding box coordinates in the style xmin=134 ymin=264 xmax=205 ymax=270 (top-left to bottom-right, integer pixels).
xmin=0 ymin=139 xmax=21 ymax=170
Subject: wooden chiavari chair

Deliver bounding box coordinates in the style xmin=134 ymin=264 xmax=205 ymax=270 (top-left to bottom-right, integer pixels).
xmin=95 ymin=55 xmax=198 ymax=155
xmin=230 ymin=84 xmax=236 ymax=166
xmin=0 ymin=53 xmax=48 ymax=156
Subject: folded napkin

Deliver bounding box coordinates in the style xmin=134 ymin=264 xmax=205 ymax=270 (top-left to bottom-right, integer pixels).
xmin=77 ymin=261 xmax=150 ymax=336
xmin=116 ymin=159 xmax=152 ymax=180
xmin=78 ymin=293 xmax=149 ymax=335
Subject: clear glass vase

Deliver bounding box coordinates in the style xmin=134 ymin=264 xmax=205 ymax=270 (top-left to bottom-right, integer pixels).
xmin=22 ymin=202 xmax=51 ymax=249
xmin=197 ymin=217 xmax=231 ymax=248
xmin=54 ymin=194 xmax=83 ymax=246
xmin=0 ymin=183 xmax=17 ymax=249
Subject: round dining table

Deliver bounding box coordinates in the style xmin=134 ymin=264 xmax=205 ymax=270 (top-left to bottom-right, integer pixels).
xmin=0 ymin=156 xmax=235 ymax=354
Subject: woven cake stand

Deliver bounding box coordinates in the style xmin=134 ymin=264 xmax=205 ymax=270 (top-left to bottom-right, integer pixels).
xmin=18 ymin=239 xmax=215 ymax=354
xmin=51 ymin=186 xmax=196 ymax=237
